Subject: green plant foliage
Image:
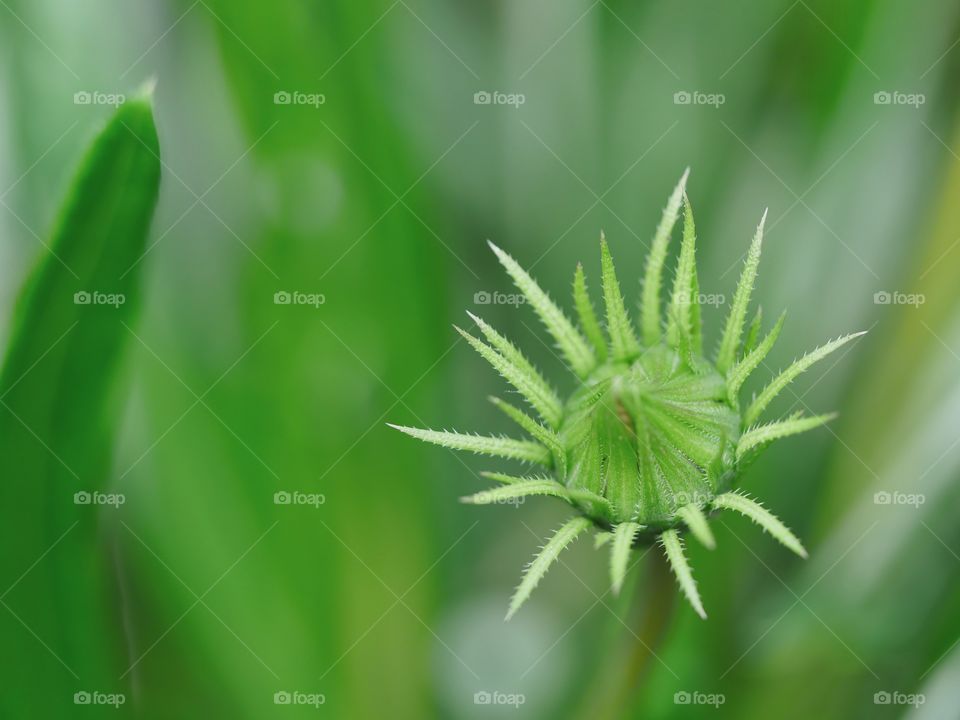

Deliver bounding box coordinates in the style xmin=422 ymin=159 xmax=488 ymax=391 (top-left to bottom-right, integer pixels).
xmin=0 ymin=91 xmax=161 ymax=716
xmin=507 ymin=516 xmax=592 ymax=620
xmin=393 ymin=171 xmax=865 ymax=618
xmin=660 ymin=528 xmax=706 ymax=619
xmin=712 ymin=491 xmax=807 ymax=558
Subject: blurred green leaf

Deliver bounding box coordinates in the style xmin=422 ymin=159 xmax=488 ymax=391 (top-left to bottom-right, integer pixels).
xmin=0 ymin=93 xmax=161 ymax=716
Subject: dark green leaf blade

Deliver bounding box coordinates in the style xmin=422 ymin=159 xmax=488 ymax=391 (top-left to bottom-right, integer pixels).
xmin=0 ymin=92 xmax=161 ymax=717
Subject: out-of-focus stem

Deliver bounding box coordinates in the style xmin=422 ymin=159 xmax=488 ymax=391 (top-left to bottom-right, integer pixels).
xmin=585 ymin=549 xmax=677 ymax=720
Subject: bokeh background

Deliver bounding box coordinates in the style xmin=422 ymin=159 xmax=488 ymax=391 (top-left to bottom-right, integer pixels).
xmin=2 ymin=0 xmax=960 ymax=717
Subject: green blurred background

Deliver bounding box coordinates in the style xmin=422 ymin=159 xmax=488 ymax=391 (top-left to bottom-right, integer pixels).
xmin=2 ymin=0 xmax=960 ymax=717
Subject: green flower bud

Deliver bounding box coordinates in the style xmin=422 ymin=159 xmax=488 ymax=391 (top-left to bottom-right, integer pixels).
xmin=391 ymin=170 xmax=865 ymax=620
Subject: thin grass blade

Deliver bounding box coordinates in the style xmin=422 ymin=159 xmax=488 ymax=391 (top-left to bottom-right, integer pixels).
xmin=0 ymin=93 xmax=161 ymax=712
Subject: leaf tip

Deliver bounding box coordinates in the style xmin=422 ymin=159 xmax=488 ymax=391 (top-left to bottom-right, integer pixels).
xmin=137 ymin=75 xmax=158 ymax=100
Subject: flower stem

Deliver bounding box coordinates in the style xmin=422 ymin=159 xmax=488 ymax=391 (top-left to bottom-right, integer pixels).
xmin=581 ymin=550 xmax=677 ymax=720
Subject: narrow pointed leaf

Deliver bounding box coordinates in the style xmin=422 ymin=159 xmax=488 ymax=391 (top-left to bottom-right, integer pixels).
xmin=573 ymin=263 xmax=607 ymax=361
xmin=717 ymin=210 xmax=767 ymax=373
xmin=737 ymin=412 xmax=837 ymax=458
xmin=480 ymin=471 xmax=552 ymax=485
xmin=467 ymin=312 xmax=562 ymax=417
xmin=742 ymin=307 xmax=764 ymax=357
xmin=668 ymin=304 xmax=697 ymax=371
xmin=713 ymin=491 xmax=807 ymax=558
xmin=600 ymin=235 xmax=640 ymax=361
xmin=388 ymin=425 xmax=550 ymax=464
xmin=564 ymin=487 xmax=615 ymax=520
xmin=610 ymin=521 xmax=642 ymax=593
xmin=488 ymin=241 xmax=595 ymax=378
xmin=462 ymin=479 xmax=571 ymax=505
xmin=456 ymin=324 xmax=562 ymax=427
xmin=744 ymin=331 xmax=867 ymax=425
xmin=0 ymin=93 xmax=161 ymax=711
xmin=660 ymin=529 xmax=707 ymax=619
xmin=667 ymin=194 xmax=701 ymax=352
xmin=676 ymin=504 xmax=716 ymax=549
xmin=727 ymin=310 xmax=786 ymax=400
xmin=507 ymin=516 xmax=592 ymax=619
xmin=489 ymin=396 xmax=565 ymax=475
xmin=595 ymin=531 xmax=614 ymax=549
xmin=642 ymin=168 xmax=689 ymax=344
xmin=489 ymin=397 xmax=561 ymax=449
